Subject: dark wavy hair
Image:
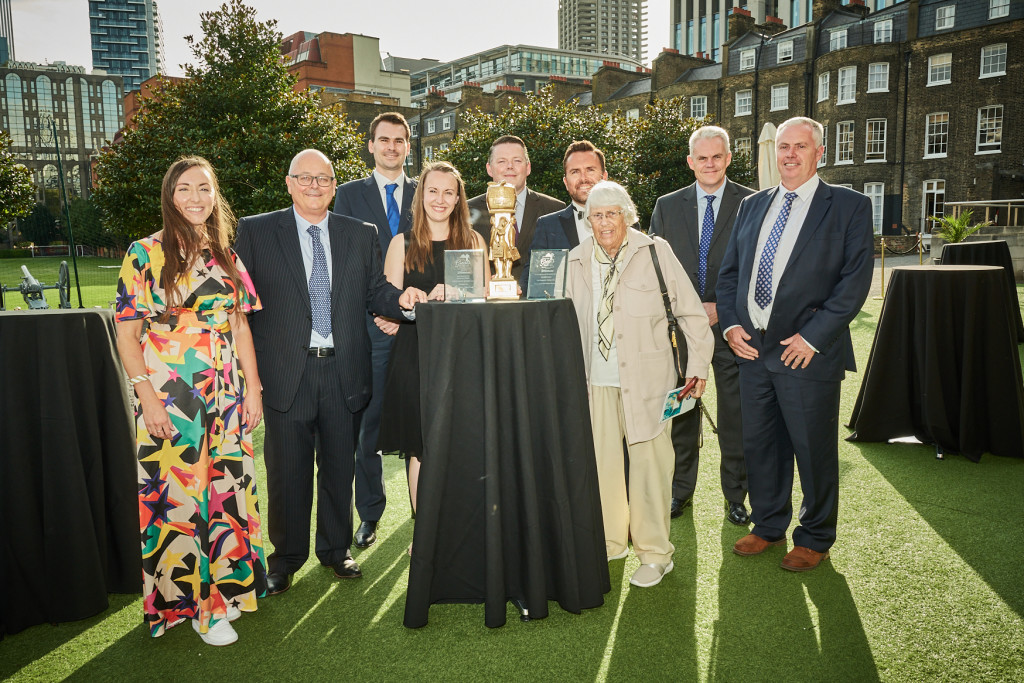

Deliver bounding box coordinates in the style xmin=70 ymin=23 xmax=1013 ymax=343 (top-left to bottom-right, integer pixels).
xmin=158 ymin=156 xmax=241 ymax=317
xmin=406 ymin=161 xmax=475 ymax=272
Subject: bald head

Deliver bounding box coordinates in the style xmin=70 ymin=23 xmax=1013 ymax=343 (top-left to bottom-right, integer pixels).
xmin=286 ymin=149 xmax=337 ymax=223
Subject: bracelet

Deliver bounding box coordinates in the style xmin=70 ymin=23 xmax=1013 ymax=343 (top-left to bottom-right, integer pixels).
xmin=129 ymin=374 xmax=151 ymax=385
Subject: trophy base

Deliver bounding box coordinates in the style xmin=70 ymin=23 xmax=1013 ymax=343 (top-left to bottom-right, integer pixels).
xmin=488 ymin=279 xmax=519 ymax=300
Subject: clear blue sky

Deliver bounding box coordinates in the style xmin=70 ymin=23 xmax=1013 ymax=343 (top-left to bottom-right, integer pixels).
xmin=10 ymin=0 xmax=671 ymax=74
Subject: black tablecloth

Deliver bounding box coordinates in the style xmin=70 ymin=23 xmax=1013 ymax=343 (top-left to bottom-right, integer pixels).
xmin=0 ymin=309 xmax=140 ymax=636
xmin=939 ymin=240 xmax=1024 ymax=341
xmin=404 ymin=299 xmax=609 ymax=628
xmin=849 ymin=266 xmax=1024 ymax=461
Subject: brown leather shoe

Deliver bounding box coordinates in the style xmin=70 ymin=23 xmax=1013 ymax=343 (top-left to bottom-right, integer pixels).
xmin=781 ymin=546 xmax=830 ymax=572
xmin=733 ymin=533 xmax=785 ymax=556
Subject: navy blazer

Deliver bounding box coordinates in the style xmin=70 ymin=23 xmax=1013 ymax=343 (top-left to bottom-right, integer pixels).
xmin=519 ymin=204 xmax=578 ymax=289
xmin=334 ymin=174 xmax=416 ymax=265
xmin=234 ymin=208 xmax=404 ymax=413
xmin=716 ymin=181 xmax=874 ymax=382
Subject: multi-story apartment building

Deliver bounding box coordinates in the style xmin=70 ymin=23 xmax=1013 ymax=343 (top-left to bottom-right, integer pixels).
xmin=559 ymin=0 xmax=648 ymax=63
xmin=1 ymin=0 xmax=14 ymax=65
xmin=89 ymin=0 xmax=164 ymax=93
xmin=1 ymin=61 xmax=124 ymax=200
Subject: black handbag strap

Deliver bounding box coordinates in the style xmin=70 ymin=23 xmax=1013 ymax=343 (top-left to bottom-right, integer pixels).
xmin=648 ymin=244 xmax=686 ymax=382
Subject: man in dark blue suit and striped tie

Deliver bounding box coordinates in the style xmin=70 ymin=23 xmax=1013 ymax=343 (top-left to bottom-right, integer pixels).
xmin=235 ymin=149 xmax=426 ymax=595
xmin=334 ymin=113 xmax=417 ymax=550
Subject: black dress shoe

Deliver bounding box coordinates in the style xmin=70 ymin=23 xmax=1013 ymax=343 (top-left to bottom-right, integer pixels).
xmin=333 ymin=558 xmax=362 ymax=579
xmin=266 ymin=571 xmax=291 ymax=595
xmin=727 ymin=501 xmax=750 ymax=526
xmin=354 ymin=520 xmax=378 ymax=549
xmin=670 ymin=496 xmax=693 ymax=519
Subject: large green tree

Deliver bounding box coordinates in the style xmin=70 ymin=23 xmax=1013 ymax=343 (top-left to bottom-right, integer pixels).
xmin=94 ymin=0 xmax=367 ymax=246
xmin=441 ymin=86 xmax=627 ymax=202
xmin=0 ymin=130 xmax=35 ymax=234
xmin=18 ymin=204 xmax=59 ymax=245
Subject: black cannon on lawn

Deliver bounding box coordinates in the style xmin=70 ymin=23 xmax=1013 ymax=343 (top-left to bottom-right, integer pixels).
xmin=0 ymin=261 xmax=71 ymax=311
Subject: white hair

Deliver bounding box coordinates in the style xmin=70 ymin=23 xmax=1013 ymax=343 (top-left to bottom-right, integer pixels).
xmin=689 ymin=125 xmax=730 ymax=152
xmin=584 ymin=180 xmax=639 ymax=227
xmin=777 ymin=117 xmax=824 ymax=148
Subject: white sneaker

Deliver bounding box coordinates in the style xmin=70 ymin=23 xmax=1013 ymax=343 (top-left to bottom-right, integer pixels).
xmin=226 ymin=605 xmax=241 ymax=622
xmin=607 ymin=549 xmax=629 ymax=561
xmin=192 ymin=618 xmax=238 ymax=646
xmin=629 ymin=561 xmax=674 ymax=587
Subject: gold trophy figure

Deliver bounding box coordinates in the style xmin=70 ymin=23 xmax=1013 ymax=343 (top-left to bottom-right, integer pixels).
xmin=486 ymin=181 xmax=520 ymax=299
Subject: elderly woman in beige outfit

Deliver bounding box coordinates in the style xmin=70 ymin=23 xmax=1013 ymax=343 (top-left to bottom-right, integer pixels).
xmin=566 ymin=180 xmax=714 ymax=588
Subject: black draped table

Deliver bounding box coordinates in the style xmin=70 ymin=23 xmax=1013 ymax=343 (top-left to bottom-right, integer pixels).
xmin=404 ymin=299 xmax=609 ymax=628
xmin=0 ymin=309 xmax=140 ymax=636
xmin=939 ymin=240 xmax=1024 ymax=341
xmin=848 ymin=266 xmax=1024 ymax=461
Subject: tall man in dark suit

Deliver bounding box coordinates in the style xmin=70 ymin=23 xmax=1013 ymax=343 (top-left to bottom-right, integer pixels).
xmin=717 ymin=117 xmax=873 ymax=571
xmin=467 ymin=135 xmax=564 ymax=281
xmin=333 ymin=112 xmax=415 ymax=550
xmin=519 ymin=140 xmax=607 ymax=289
xmin=235 ymin=149 xmax=426 ymax=594
xmin=649 ymin=126 xmax=754 ymax=527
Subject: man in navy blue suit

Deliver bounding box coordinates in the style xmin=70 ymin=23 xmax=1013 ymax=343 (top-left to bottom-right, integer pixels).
xmin=716 ymin=117 xmax=873 ymax=572
xmin=520 ymin=140 xmax=608 ymax=290
xmin=333 ymin=112 xmax=416 ymax=550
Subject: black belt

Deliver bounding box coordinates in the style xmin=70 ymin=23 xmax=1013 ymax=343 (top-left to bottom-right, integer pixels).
xmin=308 ymin=347 xmax=335 ymax=357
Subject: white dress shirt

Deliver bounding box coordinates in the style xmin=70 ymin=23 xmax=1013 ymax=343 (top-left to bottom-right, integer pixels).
xmin=294 ymin=207 xmax=334 ymax=348
xmin=373 ymin=169 xmax=407 ymax=230
xmin=515 ymin=187 xmax=527 ymax=230
xmin=695 ymin=182 xmax=725 ymax=227
xmin=572 ymin=202 xmax=590 ymax=245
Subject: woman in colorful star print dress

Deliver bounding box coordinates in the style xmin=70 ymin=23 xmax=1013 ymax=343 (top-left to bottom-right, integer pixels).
xmin=115 ymin=157 xmax=266 ymax=647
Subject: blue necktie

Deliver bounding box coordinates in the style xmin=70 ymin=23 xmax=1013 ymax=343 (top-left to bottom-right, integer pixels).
xmin=385 ymin=183 xmax=400 ymax=236
xmin=698 ymin=194 xmax=715 ymax=297
xmin=307 ymin=225 xmax=331 ymax=338
xmin=754 ymin=191 xmax=798 ymax=309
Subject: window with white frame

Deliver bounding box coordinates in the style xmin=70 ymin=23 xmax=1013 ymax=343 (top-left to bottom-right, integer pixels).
xmin=927 ymin=54 xmax=952 ymax=86
xmin=410 ymin=122 xmax=419 ymax=137
xmin=777 ymin=40 xmax=794 ymax=63
xmin=874 ymin=19 xmax=893 ymax=44
xmin=442 ymin=115 xmax=452 ymax=131
xmin=690 ymin=95 xmax=707 ymax=119
xmin=836 ymin=121 xmax=854 ymax=163
xmin=924 ymin=112 xmax=949 ymax=157
xmin=740 ymin=49 xmax=755 ymax=70
xmin=626 ymin=108 xmax=640 ymax=120
xmin=439 ymin=142 xmax=449 ymax=151
xmin=424 ymin=145 xmax=434 ymax=160
xmin=735 ymin=89 xmax=752 ymax=116
xmin=990 ymin=0 xmax=1010 ymax=19
xmin=868 ymin=63 xmax=889 ymax=92
xmin=977 ymin=105 xmax=1003 ymax=153
xmin=838 ymin=66 xmax=856 ymax=104
xmin=817 ymin=72 xmax=829 ymax=102
xmin=771 ymin=84 xmax=789 ymax=111
xmin=936 ymin=5 xmax=955 ymax=30
xmin=866 ymin=119 xmax=887 ymax=161
xmin=734 ymin=137 xmax=751 ymax=158
xmin=864 ymin=183 xmax=885 ymax=233
xmin=819 ymin=126 xmax=828 ymax=167
xmin=923 ymin=179 xmax=945 ymax=232
xmin=981 ymin=44 xmax=1007 ymax=77
xmin=829 ymin=29 xmax=847 ymax=51
xmin=427 ymin=119 xmax=436 ymax=134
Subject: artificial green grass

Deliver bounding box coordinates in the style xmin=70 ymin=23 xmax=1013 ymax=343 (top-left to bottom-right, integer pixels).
xmin=3 ymin=286 xmax=1024 ymax=682
xmin=0 ymin=256 xmax=123 ymax=310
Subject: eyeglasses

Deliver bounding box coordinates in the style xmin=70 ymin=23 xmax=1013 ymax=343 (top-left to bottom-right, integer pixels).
xmin=289 ymin=174 xmax=336 ymax=187
xmin=589 ymin=209 xmax=624 ymax=223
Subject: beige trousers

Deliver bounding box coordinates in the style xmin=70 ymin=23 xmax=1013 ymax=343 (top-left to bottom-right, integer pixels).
xmin=590 ymin=385 xmax=675 ymax=564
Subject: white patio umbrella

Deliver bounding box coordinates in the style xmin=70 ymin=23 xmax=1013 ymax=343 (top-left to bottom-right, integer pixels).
xmin=757 ymin=122 xmax=780 ymax=190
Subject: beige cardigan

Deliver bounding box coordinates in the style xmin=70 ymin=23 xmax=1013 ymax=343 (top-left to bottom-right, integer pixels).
xmin=566 ymin=229 xmax=714 ymax=444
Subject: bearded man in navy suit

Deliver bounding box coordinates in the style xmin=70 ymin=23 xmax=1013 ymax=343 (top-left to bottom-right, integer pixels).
xmin=333 ymin=112 xmax=416 ymax=550
xmin=716 ymin=117 xmax=873 ymax=572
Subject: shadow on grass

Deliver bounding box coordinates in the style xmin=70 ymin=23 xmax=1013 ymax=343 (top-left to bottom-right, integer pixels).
xmin=857 ymin=441 xmax=1024 ymax=618
xmin=707 ymin=524 xmax=878 ymax=682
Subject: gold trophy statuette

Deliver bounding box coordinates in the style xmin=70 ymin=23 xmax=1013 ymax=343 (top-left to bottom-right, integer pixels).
xmin=486 ymin=181 xmax=520 ymax=299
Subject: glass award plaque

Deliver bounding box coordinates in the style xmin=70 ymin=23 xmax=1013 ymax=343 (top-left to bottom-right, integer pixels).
xmin=526 ymin=249 xmax=569 ymax=300
xmin=444 ymin=249 xmax=486 ymax=302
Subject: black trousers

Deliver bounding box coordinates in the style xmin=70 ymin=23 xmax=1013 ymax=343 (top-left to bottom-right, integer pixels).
xmin=670 ymin=329 xmax=746 ymax=504
xmin=353 ymin=324 xmax=391 ymax=522
xmin=263 ymin=353 xmax=359 ymax=574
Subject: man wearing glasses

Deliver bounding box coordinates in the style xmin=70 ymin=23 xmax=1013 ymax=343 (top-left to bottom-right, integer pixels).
xmin=235 ymin=149 xmax=427 ymax=595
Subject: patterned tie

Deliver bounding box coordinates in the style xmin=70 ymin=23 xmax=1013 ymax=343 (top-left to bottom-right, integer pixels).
xmin=754 ymin=191 xmax=798 ymax=309
xmin=307 ymin=225 xmax=332 ymax=338
xmin=698 ymin=194 xmax=715 ymax=297
xmin=385 ymin=183 xmax=400 ymax=236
